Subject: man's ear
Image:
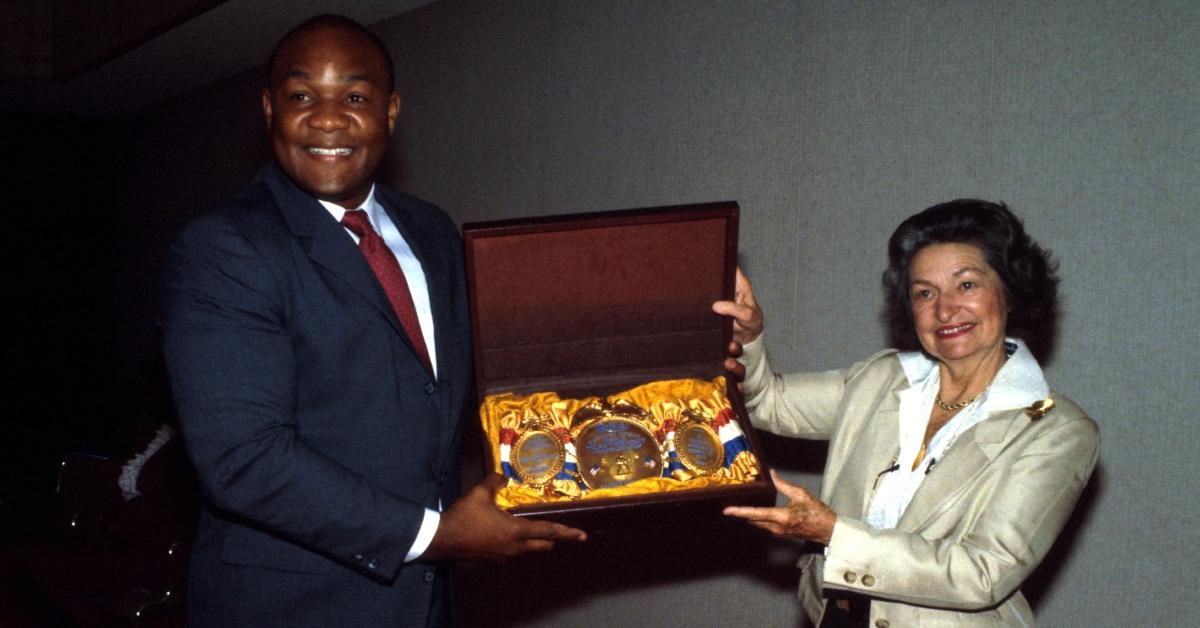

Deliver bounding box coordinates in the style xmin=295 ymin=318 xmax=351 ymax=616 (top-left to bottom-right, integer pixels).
xmin=261 ymin=89 xmax=274 ymax=130
xmin=386 ymin=92 xmax=401 ymax=133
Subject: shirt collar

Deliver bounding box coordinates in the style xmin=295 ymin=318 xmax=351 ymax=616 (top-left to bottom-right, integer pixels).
xmin=317 ymin=184 xmax=380 ymax=225
xmin=896 ymin=337 xmax=1048 ymax=412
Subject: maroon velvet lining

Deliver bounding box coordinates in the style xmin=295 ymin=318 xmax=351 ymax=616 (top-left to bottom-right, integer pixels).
xmin=465 ymin=204 xmax=737 ymax=397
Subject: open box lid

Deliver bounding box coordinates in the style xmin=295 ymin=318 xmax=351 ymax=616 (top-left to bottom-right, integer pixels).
xmin=462 ymin=202 xmax=739 ymax=401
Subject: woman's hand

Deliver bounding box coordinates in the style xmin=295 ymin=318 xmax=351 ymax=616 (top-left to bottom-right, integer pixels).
xmin=723 ymin=471 xmax=837 ymax=545
xmin=711 ymin=268 xmax=764 ymax=385
xmin=712 ymin=267 xmax=764 ymax=344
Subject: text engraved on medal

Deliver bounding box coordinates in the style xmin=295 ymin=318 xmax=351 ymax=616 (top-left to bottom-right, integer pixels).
xmin=512 ymin=430 xmax=565 ymax=486
xmin=575 ymin=418 xmax=662 ymax=490
xmin=676 ymin=423 xmax=723 ymax=475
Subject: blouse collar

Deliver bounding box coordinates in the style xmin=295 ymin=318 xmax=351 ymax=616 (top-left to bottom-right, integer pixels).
xmin=896 ymin=337 xmax=1048 ymax=412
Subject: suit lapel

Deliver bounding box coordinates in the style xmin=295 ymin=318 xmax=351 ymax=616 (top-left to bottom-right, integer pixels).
xmin=264 ymin=163 xmax=408 ymax=340
xmin=898 ymin=408 xmax=1027 ymax=532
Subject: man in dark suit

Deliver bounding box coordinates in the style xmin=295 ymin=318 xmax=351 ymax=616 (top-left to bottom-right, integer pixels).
xmin=160 ymin=15 xmax=585 ymax=627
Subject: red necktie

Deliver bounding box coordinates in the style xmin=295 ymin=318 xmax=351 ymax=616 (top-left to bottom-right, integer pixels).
xmin=341 ymin=209 xmax=433 ymax=374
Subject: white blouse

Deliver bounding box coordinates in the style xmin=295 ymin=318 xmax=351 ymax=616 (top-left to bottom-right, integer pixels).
xmin=864 ymin=338 xmax=1049 ymax=530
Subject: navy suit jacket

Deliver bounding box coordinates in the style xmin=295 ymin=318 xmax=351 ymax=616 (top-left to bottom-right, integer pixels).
xmin=161 ymin=162 xmax=472 ymax=627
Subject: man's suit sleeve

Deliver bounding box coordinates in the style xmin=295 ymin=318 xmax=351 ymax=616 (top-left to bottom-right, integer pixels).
xmin=160 ymin=212 xmax=425 ymax=582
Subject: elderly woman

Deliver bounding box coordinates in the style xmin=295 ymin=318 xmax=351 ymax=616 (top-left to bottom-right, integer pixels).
xmin=718 ymin=200 xmax=1098 ymax=627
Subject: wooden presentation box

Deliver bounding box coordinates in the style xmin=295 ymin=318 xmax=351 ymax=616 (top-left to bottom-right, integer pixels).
xmin=463 ymin=201 xmax=775 ymax=529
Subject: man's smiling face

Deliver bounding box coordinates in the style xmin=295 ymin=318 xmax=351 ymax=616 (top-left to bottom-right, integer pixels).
xmin=262 ymin=23 xmax=400 ymax=209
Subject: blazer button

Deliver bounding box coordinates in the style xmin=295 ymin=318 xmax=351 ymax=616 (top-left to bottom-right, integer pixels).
xmin=423 ymin=570 xmax=436 ymax=582
xmin=843 ymin=571 xmax=857 ymax=584
xmin=367 ymin=558 xmax=379 ymax=570
xmin=353 ymin=553 xmax=364 ymax=562
xmin=874 ymin=620 xmax=890 ymax=628
xmin=424 ymin=381 xmax=436 ymax=395
xmin=861 ymin=574 xmax=875 ymax=587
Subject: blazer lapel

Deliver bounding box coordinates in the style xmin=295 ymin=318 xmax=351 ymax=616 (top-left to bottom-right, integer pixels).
xmin=898 ymin=409 xmax=1027 ymax=532
xmin=264 ymin=164 xmax=406 ymax=338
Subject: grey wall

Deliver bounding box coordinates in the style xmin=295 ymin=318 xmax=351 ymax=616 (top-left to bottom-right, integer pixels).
xmin=376 ymin=1 xmax=1198 ymax=625
xmin=107 ymin=0 xmax=1198 ymax=626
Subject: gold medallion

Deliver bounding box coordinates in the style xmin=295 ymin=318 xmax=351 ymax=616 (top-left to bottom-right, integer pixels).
xmin=511 ymin=419 xmax=567 ymax=488
xmin=673 ymin=410 xmax=724 ymax=475
xmin=572 ymin=402 xmax=663 ymax=490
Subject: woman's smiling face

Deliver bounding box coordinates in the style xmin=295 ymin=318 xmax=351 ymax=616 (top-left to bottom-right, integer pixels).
xmin=909 ymin=242 xmax=1009 ymax=369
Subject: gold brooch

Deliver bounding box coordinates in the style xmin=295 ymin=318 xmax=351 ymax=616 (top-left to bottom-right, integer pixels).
xmin=1024 ymin=398 xmax=1055 ymax=421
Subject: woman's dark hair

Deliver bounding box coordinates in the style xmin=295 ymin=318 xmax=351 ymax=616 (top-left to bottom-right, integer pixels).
xmin=881 ymin=199 xmax=1061 ymax=362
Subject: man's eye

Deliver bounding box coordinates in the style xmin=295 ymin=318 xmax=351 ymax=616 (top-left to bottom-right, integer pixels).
xmin=961 ymin=281 xmax=975 ymax=291
xmin=289 ymin=93 xmax=310 ymax=102
xmin=347 ymin=94 xmax=366 ymax=103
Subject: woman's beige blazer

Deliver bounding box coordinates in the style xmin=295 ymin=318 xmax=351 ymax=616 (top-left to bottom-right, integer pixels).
xmin=740 ymin=339 xmax=1099 ymax=627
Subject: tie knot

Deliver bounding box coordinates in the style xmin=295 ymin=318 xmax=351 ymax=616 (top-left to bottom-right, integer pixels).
xmin=341 ymin=209 xmax=375 ymax=238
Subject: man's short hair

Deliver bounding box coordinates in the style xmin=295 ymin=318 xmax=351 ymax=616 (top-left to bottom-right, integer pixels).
xmin=266 ymin=14 xmax=396 ymax=93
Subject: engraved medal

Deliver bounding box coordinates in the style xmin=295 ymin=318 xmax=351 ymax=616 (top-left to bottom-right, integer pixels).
xmin=511 ymin=417 xmax=567 ymax=488
xmin=673 ymin=409 xmax=724 ymax=475
xmin=572 ymin=402 xmax=663 ymax=490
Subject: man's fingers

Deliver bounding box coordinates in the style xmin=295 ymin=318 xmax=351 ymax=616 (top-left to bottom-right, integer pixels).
xmin=430 ymin=482 xmax=586 ymax=562
xmin=520 ymin=539 xmax=557 ymax=553
xmin=540 ymin=522 xmax=586 ymax=542
xmin=480 ymin=472 xmax=508 ymax=494
xmin=516 ymin=518 xmax=587 ymax=542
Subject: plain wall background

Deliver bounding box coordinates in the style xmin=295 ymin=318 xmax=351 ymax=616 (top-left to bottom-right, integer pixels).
xmin=66 ymin=1 xmax=1199 ymax=626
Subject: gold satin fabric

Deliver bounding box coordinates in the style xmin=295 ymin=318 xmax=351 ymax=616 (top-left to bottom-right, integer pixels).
xmin=482 ymin=376 xmax=760 ymax=508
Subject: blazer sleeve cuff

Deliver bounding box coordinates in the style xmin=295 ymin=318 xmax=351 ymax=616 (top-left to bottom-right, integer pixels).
xmin=822 ymin=517 xmax=882 ymax=595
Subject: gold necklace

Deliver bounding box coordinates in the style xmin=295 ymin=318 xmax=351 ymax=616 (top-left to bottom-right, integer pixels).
xmin=916 ymin=393 xmax=982 ymax=470
xmin=935 ymin=393 xmax=980 ymax=412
